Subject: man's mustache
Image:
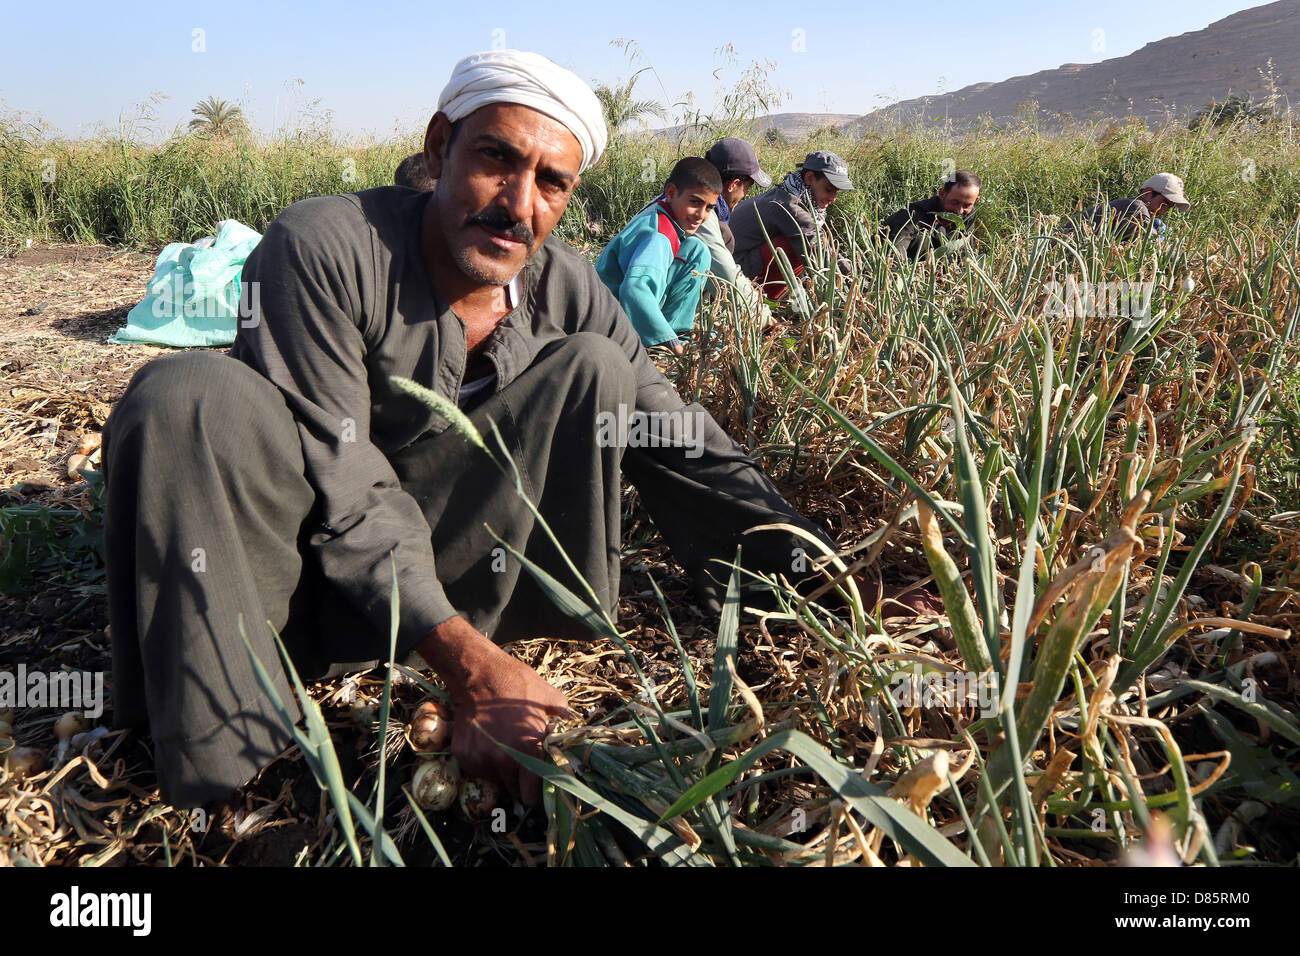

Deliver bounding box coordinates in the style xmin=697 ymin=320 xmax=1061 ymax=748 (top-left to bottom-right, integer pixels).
xmin=466 ymin=209 xmax=534 ymax=247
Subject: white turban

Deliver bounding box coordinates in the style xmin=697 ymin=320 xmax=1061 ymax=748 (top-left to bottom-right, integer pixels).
xmin=437 ymin=50 xmax=608 ymax=173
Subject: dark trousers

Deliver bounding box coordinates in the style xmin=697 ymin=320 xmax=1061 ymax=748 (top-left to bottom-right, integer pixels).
xmin=103 ymin=333 xmax=827 ymax=807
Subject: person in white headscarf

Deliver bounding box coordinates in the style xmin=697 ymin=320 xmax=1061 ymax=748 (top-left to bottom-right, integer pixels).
xmin=102 ymin=49 xmax=843 ymax=815
xmin=418 ymin=50 xmax=608 ymax=290
xmin=436 ymin=49 xmax=608 ymax=173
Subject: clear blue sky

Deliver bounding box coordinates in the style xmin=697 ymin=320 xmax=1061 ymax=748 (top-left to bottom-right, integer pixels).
xmin=0 ymin=0 xmax=1265 ymax=142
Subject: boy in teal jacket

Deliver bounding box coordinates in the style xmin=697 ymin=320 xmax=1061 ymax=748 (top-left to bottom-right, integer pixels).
xmin=596 ymin=158 xmax=721 ymax=354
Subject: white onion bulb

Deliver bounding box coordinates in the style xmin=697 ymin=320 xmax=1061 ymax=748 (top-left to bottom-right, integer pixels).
xmin=408 ymin=700 xmax=452 ymax=752
xmin=412 ymin=756 xmax=460 ymax=811
xmin=54 ymin=712 xmax=89 ymax=741
xmin=459 ymin=776 xmax=501 ymax=822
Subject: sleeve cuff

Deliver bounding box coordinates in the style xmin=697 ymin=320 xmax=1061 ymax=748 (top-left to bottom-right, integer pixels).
xmin=394 ymin=579 xmax=459 ymax=658
xmin=649 ymin=336 xmax=683 ymax=350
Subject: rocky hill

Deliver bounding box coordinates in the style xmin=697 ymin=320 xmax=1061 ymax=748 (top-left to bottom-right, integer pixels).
xmin=753 ymin=113 xmax=861 ymax=138
xmin=654 ymin=112 xmax=858 ymax=141
xmin=843 ymin=0 xmax=1298 ymax=132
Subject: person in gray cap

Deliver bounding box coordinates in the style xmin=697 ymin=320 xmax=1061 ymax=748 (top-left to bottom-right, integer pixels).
xmin=1078 ymin=173 xmax=1191 ymax=241
xmin=697 ymin=138 xmax=777 ymax=328
xmin=702 ymin=137 xmax=771 ymax=253
xmin=729 ymin=149 xmax=854 ymax=303
xmin=631 ymin=138 xmax=776 ymax=333
xmin=881 ymin=169 xmax=982 ymax=259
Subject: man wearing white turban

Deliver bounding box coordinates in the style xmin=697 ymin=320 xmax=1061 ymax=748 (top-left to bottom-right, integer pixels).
xmin=102 ymin=51 xmax=838 ymax=811
xmin=437 ymin=49 xmax=608 ymax=174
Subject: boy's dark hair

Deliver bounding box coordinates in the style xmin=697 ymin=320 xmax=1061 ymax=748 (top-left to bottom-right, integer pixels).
xmin=942 ymin=169 xmax=982 ymax=191
xmin=666 ymin=157 xmax=723 ymax=195
xmin=719 ymin=171 xmax=754 ymax=187
xmin=395 ymin=151 xmax=437 ymax=190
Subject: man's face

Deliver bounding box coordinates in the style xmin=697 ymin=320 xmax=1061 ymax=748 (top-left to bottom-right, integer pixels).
xmin=1142 ymin=190 xmax=1173 ymax=216
xmin=664 ymin=183 xmax=719 ymax=235
xmin=938 ymin=184 xmax=980 ymax=217
xmin=804 ymin=171 xmax=838 ymax=209
xmin=721 ymin=176 xmax=752 ymax=208
xmin=423 ymin=103 xmax=582 ymax=286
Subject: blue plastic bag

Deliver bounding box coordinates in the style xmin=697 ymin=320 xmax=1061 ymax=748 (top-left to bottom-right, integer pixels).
xmin=113 ymin=220 xmax=262 ymax=347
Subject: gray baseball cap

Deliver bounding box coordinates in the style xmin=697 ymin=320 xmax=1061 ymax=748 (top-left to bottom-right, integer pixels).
xmin=799 ymin=150 xmax=853 ymax=190
xmin=1141 ymin=172 xmax=1190 ymax=210
xmin=705 ymin=138 xmax=772 ymax=189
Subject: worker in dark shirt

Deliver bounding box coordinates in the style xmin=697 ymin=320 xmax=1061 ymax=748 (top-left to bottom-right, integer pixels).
xmin=881 ymin=169 xmax=982 ymax=259
xmin=1077 ymin=172 xmax=1191 ymax=240
xmin=729 ymin=150 xmax=855 ymax=304
xmin=100 ymin=51 xmax=840 ymax=809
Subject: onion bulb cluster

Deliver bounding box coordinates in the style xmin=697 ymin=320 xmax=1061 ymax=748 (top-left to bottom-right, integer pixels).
xmin=407 ymin=699 xmax=502 ymax=821
xmin=66 ymin=433 xmax=102 ymax=479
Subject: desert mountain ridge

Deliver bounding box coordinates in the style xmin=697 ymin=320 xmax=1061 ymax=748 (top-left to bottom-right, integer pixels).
xmin=657 ymin=1 xmax=1297 ymax=138
xmin=847 ymin=0 xmax=1297 ymax=132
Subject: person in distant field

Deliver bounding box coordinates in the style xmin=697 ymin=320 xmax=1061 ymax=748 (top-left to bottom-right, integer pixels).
xmin=596 ymin=157 xmax=720 ymax=354
xmin=632 ymin=138 xmax=777 ymax=332
xmin=395 ymin=151 xmax=437 ymax=191
xmin=729 ymin=150 xmax=854 ymax=303
xmin=1077 ymin=173 xmax=1191 ymax=240
xmin=881 ymin=169 xmax=982 ymax=259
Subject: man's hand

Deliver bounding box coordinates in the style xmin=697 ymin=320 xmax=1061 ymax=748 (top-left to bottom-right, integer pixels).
xmin=416 ymin=617 xmax=569 ymax=804
xmin=451 ymin=650 xmax=569 ymax=804
xmin=857 ymin=574 xmax=954 ymax=651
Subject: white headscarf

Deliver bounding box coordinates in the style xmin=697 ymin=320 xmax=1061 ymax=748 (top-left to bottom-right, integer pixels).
xmin=437 ymin=50 xmax=608 ymax=173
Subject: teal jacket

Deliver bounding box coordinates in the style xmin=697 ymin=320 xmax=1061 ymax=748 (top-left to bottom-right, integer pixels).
xmin=596 ymin=201 xmax=711 ymax=348
xmin=632 ymin=194 xmax=774 ymax=327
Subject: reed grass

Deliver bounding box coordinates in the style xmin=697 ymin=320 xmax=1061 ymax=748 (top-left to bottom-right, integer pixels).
xmin=2 ymin=109 xmax=1297 ymax=249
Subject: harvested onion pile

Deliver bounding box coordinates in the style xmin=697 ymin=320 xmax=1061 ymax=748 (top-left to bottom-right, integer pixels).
xmin=406 ymin=700 xmax=501 ymax=821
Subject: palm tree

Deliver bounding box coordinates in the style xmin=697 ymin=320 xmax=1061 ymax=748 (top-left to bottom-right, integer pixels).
xmin=188 ymin=97 xmax=249 ymax=137
xmin=594 ymin=69 xmax=667 ymax=135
